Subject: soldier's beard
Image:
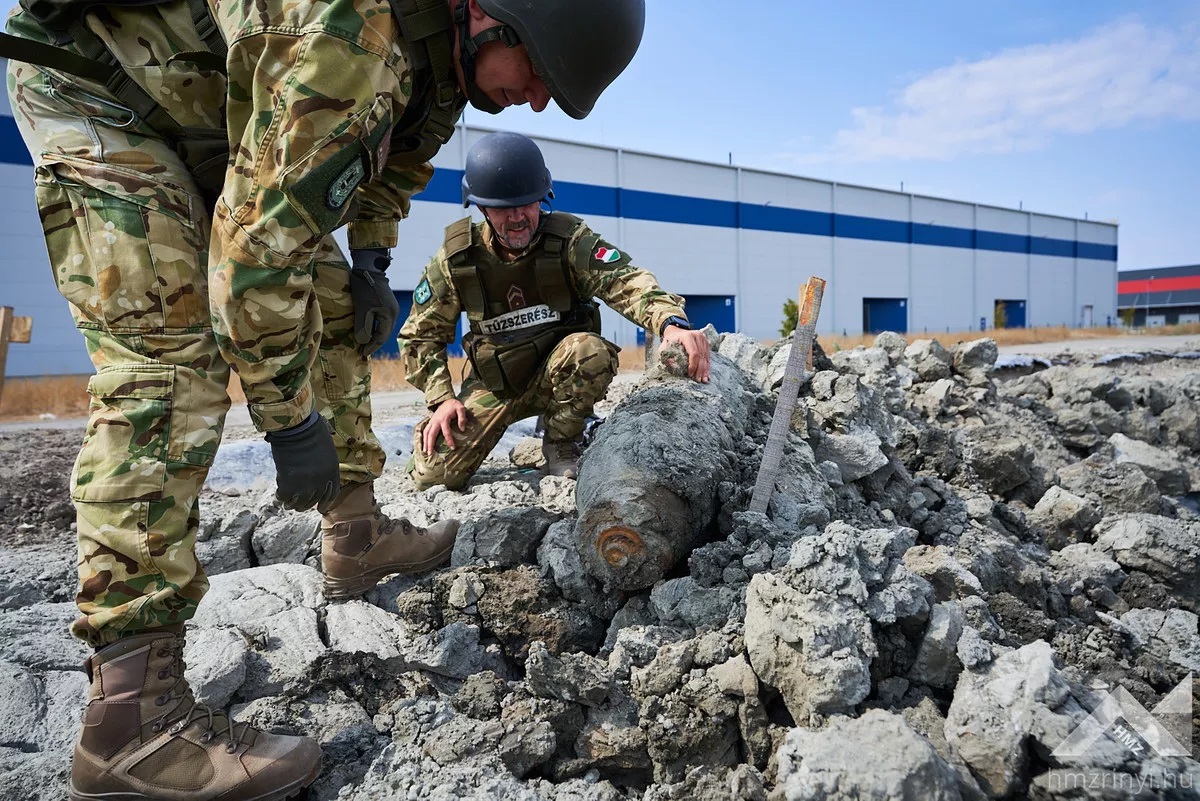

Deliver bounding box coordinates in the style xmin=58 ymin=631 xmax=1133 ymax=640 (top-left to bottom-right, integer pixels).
xmin=494 ymin=221 xmax=535 ymax=251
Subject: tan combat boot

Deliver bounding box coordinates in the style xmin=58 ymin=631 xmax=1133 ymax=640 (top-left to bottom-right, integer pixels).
xmin=320 ymin=481 xmax=458 ymax=600
xmin=541 ymin=438 xmax=583 ymax=479
xmin=70 ymin=626 xmax=321 ymax=801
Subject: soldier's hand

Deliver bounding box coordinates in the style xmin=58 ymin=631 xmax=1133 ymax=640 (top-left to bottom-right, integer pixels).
xmin=662 ymin=325 xmax=711 ymax=383
xmin=265 ymin=410 xmax=340 ymax=511
xmin=349 ymin=248 xmax=400 ymax=356
xmin=424 ymin=399 xmax=469 ymax=455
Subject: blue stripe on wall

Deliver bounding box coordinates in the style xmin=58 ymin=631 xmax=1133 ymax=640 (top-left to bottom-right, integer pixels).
xmin=622 ymin=188 xmax=737 ymax=228
xmin=419 ymin=167 xmax=1116 ymax=262
xmin=914 ymin=223 xmax=973 ymax=249
xmin=836 ymin=213 xmax=910 ymax=244
xmin=977 ymin=230 xmax=1028 ymax=254
xmin=1031 ymin=237 xmax=1076 ymax=258
xmin=740 ymin=203 xmax=831 ymax=236
xmin=1078 ymin=242 xmax=1117 ymax=261
xmin=0 ymin=113 xmax=1115 ymax=261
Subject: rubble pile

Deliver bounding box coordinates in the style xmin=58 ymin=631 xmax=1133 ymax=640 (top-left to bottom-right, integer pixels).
xmin=2 ymin=331 xmax=1199 ymax=800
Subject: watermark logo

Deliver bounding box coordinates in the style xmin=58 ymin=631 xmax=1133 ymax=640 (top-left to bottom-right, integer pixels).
xmin=1053 ymin=674 xmax=1193 ymax=759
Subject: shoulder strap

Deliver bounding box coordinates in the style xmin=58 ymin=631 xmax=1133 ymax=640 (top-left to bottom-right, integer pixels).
xmin=444 ymin=218 xmax=487 ymax=320
xmin=534 ymin=212 xmax=584 ymax=312
xmin=443 ymin=217 xmax=474 ymax=260
xmin=387 ymin=0 xmax=464 ymax=164
xmin=539 ymin=211 xmax=583 ymax=242
xmin=1 ymin=0 xmax=226 ymax=138
xmin=0 ymin=30 xmax=111 ymax=79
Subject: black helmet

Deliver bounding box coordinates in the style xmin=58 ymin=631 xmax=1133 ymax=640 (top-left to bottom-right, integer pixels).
xmin=463 ymin=0 xmax=645 ymax=120
xmin=461 ymin=132 xmax=554 ymax=208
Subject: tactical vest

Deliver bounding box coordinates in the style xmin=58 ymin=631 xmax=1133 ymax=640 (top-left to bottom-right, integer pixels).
xmin=445 ymin=211 xmax=602 ymax=399
xmin=0 ymin=0 xmax=462 ymax=209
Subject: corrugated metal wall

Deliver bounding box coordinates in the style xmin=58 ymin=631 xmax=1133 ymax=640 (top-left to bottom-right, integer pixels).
xmin=0 ymin=109 xmax=1119 ymax=376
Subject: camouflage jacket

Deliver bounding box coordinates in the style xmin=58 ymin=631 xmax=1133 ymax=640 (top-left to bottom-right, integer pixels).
xmin=7 ymin=0 xmax=456 ymax=430
xmin=399 ymin=217 xmax=687 ymax=408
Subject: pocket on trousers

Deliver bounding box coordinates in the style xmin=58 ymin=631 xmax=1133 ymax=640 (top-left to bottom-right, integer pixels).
xmin=72 ymin=366 xmax=174 ymax=502
xmin=35 ymin=156 xmax=201 ymax=333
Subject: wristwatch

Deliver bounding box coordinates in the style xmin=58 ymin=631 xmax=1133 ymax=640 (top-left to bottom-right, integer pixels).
xmin=659 ymin=315 xmax=691 ymax=337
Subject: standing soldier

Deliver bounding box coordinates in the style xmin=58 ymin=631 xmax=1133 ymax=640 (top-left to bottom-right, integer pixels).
xmin=402 ymin=131 xmax=711 ymax=490
xmin=2 ymin=0 xmax=645 ymax=797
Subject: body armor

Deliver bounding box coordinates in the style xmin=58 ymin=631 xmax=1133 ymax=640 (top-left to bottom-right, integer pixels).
xmin=445 ymin=211 xmax=601 ymax=398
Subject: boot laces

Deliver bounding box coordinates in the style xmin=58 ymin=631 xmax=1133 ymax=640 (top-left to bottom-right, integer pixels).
xmin=373 ymin=502 xmax=420 ymax=538
xmin=154 ymin=639 xmax=251 ymax=752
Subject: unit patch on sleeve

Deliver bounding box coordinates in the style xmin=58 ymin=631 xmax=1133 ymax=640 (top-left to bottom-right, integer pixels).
xmin=327 ymin=158 xmax=365 ymax=210
xmin=414 ymin=278 xmax=432 ymax=305
xmin=593 ymin=246 xmax=621 ymax=264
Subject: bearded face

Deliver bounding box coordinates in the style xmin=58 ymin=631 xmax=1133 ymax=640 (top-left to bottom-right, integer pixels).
xmin=483 ymin=202 xmax=542 ymax=252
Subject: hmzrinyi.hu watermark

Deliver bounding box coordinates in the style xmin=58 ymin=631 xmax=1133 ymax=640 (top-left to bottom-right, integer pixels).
xmin=1052 ymin=674 xmax=1193 ymax=760
xmin=1044 ymin=675 xmax=1195 ymax=794
xmin=1045 ymin=770 xmax=1193 ymax=794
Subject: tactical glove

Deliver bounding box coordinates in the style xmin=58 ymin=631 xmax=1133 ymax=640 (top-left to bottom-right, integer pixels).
xmin=349 ymin=248 xmax=400 ymax=356
xmin=265 ymin=410 xmax=340 ymax=511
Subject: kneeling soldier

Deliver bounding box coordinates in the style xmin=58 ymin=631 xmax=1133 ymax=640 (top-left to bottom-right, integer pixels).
xmin=400 ymin=131 xmax=711 ymax=489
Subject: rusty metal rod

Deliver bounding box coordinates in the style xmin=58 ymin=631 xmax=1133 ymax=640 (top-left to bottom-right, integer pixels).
xmin=749 ymin=277 xmax=826 ymax=515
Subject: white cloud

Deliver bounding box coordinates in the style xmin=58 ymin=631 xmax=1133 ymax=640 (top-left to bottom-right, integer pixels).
xmin=804 ymin=17 xmax=1200 ymax=163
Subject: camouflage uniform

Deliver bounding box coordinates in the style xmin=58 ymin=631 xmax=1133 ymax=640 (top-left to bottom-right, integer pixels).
xmin=6 ymin=0 xmax=446 ymax=646
xmin=401 ymin=216 xmax=686 ymax=490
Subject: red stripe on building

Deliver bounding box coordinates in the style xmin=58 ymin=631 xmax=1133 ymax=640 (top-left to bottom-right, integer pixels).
xmin=1118 ymin=275 xmax=1200 ymax=295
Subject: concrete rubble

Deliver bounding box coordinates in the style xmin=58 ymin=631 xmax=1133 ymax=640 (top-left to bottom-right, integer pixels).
xmin=3 ymin=330 xmax=1200 ymax=800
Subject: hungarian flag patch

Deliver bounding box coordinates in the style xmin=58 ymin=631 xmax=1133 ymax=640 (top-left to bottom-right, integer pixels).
xmin=594 ymin=246 xmax=621 ymax=264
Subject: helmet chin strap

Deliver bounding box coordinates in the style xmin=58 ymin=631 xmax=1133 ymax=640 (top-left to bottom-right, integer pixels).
xmin=454 ymin=0 xmax=520 ymax=115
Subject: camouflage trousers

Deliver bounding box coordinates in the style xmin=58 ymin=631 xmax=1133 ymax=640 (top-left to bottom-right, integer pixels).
xmin=8 ymin=63 xmax=386 ymax=647
xmin=409 ymin=333 xmax=619 ymax=490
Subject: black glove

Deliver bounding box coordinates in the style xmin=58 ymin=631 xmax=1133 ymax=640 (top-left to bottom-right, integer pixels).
xmin=265 ymin=410 xmax=340 ymax=511
xmin=349 ymin=248 xmax=400 ymax=356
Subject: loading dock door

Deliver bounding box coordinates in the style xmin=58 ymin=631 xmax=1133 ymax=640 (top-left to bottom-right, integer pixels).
xmin=994 ymin=299 xmax=1027 ymax=329
xmin=375 ymin=290 xmax=464 ymax=359
xmin=681 ymin=295 xmax=736 ymax=333
xmin=863 ymin=298 xmax=907 ymax=334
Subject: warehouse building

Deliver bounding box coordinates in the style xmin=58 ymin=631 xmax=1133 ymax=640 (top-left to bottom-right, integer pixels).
xmin=1 ymin=97 xmax=1119 ymax=376
xmin=1116 ymin=266 xmax=1200 ymax=327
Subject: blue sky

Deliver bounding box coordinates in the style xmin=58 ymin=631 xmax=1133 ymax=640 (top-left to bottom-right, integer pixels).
xmin=489 ymin=1 xmax=1200 ymax=271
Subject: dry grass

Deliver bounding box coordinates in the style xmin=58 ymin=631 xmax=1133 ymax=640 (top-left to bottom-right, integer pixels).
xmin=4 ymin=324 xmax=1198 ymax=420
xmin=817 ymin=324 xmax=1200 ymax=352
xmin=0 ymin=374 xmax=92 ymax=420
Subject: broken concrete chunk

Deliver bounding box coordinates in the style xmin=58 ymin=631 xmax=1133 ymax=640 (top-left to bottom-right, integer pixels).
xmin=452 ymin=506 xmax=561 ymax=569
xmin=184 ymin=626 xmax=248 ymax=709
xmin=1109 ymin=432 xmax=1191 ymax=495
xmin=1058 ymin=456 xmax=1163 ymax=516
xmin=1119 ymin=608 xmax=1200 ymax=671
xmin=910 ymin=601 xmax=966 ymax=689
xmin=906 ymin=339 xmax=953 ymax=382
xmin=952 ymin=338 xmax=998 ymax=386
xmin=745 ymin=571 xmax=874 ymax=721
xmin=775 ymin=709 xmax=963 ymax=801
xmin=525 ymin=642 xmax=613 ymax=708
xmin=1047 ymin=543 xmax=1125 ymax=598
xmin=903 ymin=545 xmax=983 ymax=602
xmin=1095 ymin=514 xmax=1200 ymax=611
xmin=944 ymin=641 xmax=1118 ymax=799
xmin=1029 ymin=486 xmax=1102 ymax=550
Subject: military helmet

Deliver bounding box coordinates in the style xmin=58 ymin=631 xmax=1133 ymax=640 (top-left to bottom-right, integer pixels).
xmin=461 ymin=132 xmax=553 ymax=208
xmin=471 ymin=0 xmax=646 ymax=120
